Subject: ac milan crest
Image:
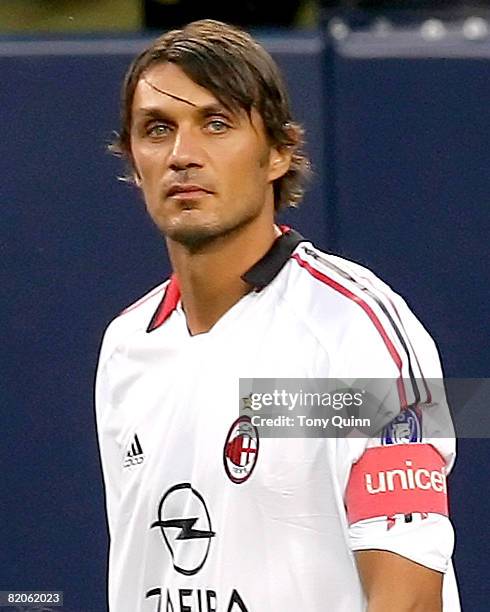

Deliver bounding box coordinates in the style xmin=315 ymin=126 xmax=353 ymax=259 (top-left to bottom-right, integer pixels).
xmin=223 ymin=416 xmax=259 ymax=484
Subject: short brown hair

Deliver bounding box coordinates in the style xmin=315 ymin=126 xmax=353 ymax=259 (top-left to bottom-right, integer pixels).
xmin=110 ymin=19 xmax=311 ymax=210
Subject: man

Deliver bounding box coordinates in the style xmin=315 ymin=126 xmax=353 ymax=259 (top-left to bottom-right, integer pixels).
xmin=96 ymin=19 xmax=459 ymax=611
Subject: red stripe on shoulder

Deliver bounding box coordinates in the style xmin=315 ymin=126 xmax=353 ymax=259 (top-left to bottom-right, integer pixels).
xmin=292 ymin=253 xmax=407 ymax=407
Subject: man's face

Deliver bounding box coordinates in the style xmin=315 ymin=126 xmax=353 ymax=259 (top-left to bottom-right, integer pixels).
xmin=130 ymin=62 xmax=290 ymax=249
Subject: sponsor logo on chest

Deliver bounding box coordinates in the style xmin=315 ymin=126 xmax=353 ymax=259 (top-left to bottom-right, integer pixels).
xmin=147 ymin=483 xmax=249 ymax=610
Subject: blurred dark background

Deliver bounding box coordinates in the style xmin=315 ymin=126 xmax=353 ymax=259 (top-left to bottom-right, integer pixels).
xmin=1 ymin=2 xmax=489 ymax=611
xmin=2 ymin=0 xmax=490 ymax=32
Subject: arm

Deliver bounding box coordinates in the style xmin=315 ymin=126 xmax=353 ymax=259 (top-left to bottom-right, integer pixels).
xmin=345 ymin=442 xmax=453 ymax=612
xmin=355 ymin=549 xmax=443 ymax=612
xmin=326 ymin=257 xmax=458 ymax=609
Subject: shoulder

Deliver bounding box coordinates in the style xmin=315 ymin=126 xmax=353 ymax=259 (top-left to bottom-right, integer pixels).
xmin=289 ymin=242 xmax=399 ymax=305
xmin=284 ymin=242 xmax=442 ymax=380
xmin=284 ymin=242 xmax=408 ymax=334
xmin=97 ymin=279 xmax=169 ymax=367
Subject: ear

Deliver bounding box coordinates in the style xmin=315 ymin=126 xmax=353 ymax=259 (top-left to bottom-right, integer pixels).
xmin=129 ymin=150 xmax=142 ymax=187
xmin=132 ymin=160 xmax=142 ymax=187
xmin=267 ymin=145 xmax=292 ymax=183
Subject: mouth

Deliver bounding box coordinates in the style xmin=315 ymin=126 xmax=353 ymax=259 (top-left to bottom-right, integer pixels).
xmin=166 ymin=184 xmax=214 ymax=200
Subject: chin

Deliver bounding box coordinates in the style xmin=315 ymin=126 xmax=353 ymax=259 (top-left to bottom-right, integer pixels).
xmin=164 ymin=222 xmax=225 ymax=250
xmin=167 ymin=216 xmax=257 ymax=252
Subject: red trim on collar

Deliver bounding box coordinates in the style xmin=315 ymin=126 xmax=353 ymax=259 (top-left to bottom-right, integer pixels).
xmin=146 ymin=226 xmax=304 ymax=333
xmin=147 ymin=274 xmax=181 ymax=332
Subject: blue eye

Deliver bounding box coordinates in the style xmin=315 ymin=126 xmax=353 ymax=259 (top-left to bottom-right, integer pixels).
xmin=207 ymin=120 xmax=229 ymax=133
xmin=147 ymin=124 xmax=170 ymax=137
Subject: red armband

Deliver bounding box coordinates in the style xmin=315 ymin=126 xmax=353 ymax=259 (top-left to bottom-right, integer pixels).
xmin=346 ymin=444 xmax=448 ymax=525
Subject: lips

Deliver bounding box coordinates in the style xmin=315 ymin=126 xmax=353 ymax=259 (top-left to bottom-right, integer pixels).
xmin=167 ymin=184 xmax=213 ymax=197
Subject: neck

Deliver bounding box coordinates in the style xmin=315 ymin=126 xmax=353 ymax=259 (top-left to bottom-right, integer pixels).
xmin=167 ymin=219 xmax=280 ymax=335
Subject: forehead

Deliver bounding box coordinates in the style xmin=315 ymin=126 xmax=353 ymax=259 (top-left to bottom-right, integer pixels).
xmin=133 ymin=62 xmax=224 ymax=115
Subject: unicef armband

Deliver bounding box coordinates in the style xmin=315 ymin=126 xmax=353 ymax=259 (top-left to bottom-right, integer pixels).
xmin=346 ymin=444 xmax=448 ymax=525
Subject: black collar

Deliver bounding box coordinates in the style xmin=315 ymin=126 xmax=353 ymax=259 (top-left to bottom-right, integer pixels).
xmin=147 ymin=226 xmax=305 ymax=332
xmin=241 ymin=227 xmax=304 ymax=289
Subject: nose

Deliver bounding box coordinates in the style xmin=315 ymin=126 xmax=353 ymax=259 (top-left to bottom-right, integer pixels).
xmin=168 ymin=127 xmax=204 ymax=171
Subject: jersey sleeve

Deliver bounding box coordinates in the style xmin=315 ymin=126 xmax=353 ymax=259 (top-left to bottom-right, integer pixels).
xmin=93 ymin=281 xmax=168 ymax=540
xmin=328 ymin=266 xmax=456 ymax=573
xmin=94 ymin=329 xmax=123 ymax=539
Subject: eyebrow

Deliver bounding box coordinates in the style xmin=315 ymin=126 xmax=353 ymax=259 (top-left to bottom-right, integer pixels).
xmin=134 ymin=102 xmax=236 ymax=123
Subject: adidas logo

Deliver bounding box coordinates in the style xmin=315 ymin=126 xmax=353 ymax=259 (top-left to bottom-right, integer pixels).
xmin=123 ymin=433 xmax=145 ymax=468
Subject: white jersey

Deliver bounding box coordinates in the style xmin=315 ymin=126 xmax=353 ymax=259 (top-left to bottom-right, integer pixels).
xmin=95 ymin=229 xmax=460 ymax=611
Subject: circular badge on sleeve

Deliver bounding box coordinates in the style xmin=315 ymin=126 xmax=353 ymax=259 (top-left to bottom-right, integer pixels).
xmin=381 ymin=406 xmax=422 ymax=445
xmin=223 ymin=416 xmax=259 ymax=484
